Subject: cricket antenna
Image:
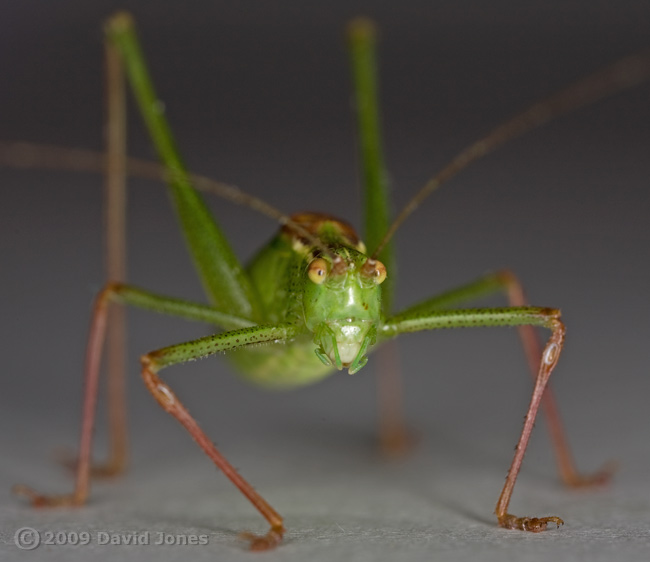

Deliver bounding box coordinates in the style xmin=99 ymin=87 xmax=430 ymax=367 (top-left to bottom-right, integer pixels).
xmin=0 ymin=141 xmax=337 ymax=260
xmin=371 ymin=49 xmax=650 ymax=259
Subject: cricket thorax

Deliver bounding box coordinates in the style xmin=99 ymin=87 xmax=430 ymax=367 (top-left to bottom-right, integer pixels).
xmin=286 ymin=213 xmax=386 ymax=374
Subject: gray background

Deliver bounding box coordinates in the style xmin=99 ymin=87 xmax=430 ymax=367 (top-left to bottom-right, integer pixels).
xmin=1 ymin=1 xmax=649 ymax=560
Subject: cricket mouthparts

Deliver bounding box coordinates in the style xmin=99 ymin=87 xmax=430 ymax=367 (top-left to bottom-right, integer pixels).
xmin=313 ymin=320 xmax=376 ymax=375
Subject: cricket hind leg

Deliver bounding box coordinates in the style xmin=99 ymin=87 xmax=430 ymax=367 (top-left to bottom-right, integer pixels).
xmin=97 ymin=34 xmax=129 ymax=479
xmin=15 ymin=42 xmax=130 ymax=493
xmin=15 ymin=54 xmax=133 ymax=497
xmin=41 ymin=36 xmax=131 ymax=483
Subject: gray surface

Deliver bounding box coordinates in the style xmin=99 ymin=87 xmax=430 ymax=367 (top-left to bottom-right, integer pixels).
xmin=1 ymin=1 xmax=650 ymax=560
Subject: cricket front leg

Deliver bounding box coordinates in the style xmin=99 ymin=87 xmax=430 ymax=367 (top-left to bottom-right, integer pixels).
xmin=13 ymin=282 xmax=257 ymax=508
xmin=140 ymin=324 xmax=298 ymax=551
xmin=494 ymin=308 xmax=566 ymax=531
xmin=496 ymin=271 xmax=613 ymax=488
xmin=384 ymin=305 xmax=571 ymax=531
xmin=394 ymin=270 xmax=613 ymax=487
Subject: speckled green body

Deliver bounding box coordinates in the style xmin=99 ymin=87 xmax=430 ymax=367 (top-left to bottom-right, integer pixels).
xmin=227 ymin=215 xmax=384 ymax=389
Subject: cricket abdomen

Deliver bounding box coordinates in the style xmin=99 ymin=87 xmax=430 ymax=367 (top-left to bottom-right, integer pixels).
xmin=227 ymin=334 xmax=334 ymax=389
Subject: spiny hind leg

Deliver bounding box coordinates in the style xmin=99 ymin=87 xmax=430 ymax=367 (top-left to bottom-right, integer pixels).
xmin=51 ymin=32 xmax=130 ymax=484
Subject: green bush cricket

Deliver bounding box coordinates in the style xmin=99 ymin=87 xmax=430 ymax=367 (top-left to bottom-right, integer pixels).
xmin=3 ymin=12 xmax=649 ymax=551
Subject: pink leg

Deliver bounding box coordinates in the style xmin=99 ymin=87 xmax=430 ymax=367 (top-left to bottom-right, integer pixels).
xmin=141 ymin=353 xmax=284 ymax=551
xmin=498 ymin=270 xmax=613 ymax=488
xmin=495 ymin=308 xmax=566 ymax=531
xmin=376 ymin=340 xmax=412 ymax=456
xmin=14 ymin=285 xmax=114 ymax=506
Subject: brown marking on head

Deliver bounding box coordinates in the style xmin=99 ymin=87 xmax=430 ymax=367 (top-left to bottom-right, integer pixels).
xmin=281 ymin=212 xmax=361 ymax=250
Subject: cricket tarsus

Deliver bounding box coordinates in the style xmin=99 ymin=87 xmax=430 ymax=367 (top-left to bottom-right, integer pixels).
xmin=12 ymin=484 xmax=83 ymax=508
xmin=563 ymin=463 xmax=616 ymax=488
xmin=498 ymin=514 xmax=564 ymax=533
xmin=240 ymin=527 xmax=285 ymax=551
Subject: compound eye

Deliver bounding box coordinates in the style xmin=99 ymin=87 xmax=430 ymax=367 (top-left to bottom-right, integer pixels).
xmin=361 ymin=258 xmax=387 ymax=285
xmin=372 ymin=260 xmax=387 ymax=285
xmin=308 ymin=258 xmax=329 ymax=284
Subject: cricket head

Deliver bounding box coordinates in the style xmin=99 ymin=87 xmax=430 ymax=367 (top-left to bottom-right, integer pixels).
xmin=302 ymin=249 xmax=386 ymax=374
